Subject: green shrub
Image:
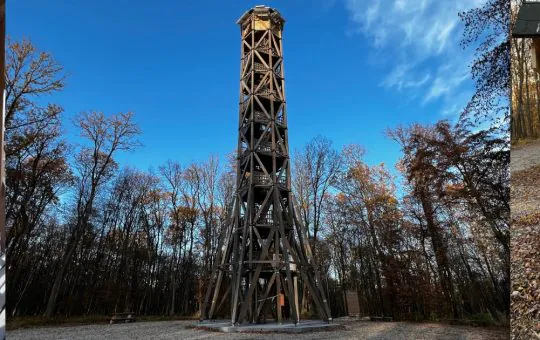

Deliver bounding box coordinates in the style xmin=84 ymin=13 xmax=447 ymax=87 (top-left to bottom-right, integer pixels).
xmin=469 ymin=313 xmax=495 ymax=327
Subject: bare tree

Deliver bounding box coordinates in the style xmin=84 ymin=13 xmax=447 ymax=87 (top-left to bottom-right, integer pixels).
xmin=4 ymin=39 xmax=72 ymax=316
xmin=44 ymin=111 xmax=141 ymax=316
xmin=4 ymin=38 xmax=65 ymax=139
xmin=293 ymin=135 xmax=342 ymax=244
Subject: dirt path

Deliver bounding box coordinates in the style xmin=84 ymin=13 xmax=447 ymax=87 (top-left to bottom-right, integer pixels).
xmin=6 ymin=319 xmax=508 ymax=340
xmin=511 ymin=140 xmax=540 ymax=173
xmin=511 ymin=140 xmax=540 ymax=339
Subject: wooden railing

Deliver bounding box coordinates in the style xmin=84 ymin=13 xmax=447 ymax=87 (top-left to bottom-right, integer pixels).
xmin=239 ymin=141 xmax=286 ymax=161
xmin=253 ymin=172 xmax=272 ymax=185
xmin=254 ymin=111 xmax=269 ymax=121
xmin=238 ymin=211 xmax=292 ymax=228
xmin=256 ymin=141 xmax=272 ymax=153
xmin=257 ymin=87 xmax=273 ymax=97
xmin=258 ymin=212 xmax=273 ymax=225
xmin=254 ymin=62 xmax=268 ymax=72
xmin=255 ymin=39 xmax=271 ymax=51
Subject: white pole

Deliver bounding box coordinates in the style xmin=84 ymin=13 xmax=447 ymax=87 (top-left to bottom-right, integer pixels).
xmin=0 ymin=89 xmax=5 ymax=340
xmin=1 ymin=0 xmax=6 ymax=337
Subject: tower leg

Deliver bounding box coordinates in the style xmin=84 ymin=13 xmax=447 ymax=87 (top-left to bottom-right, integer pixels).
xmin=293 ymin=276 xmax=299 ymax=324
xmin=276 ymin=271 xmax=282 ymax=324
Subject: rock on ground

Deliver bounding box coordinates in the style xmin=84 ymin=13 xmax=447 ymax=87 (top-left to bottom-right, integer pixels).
xmin=7 ymin=320 xmax=508 ymax=340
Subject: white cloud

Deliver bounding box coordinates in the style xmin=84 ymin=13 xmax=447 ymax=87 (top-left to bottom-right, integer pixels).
xmin=365 ymin=2 xmax=381 ymax=31
xmin=381 ymin=63 xmax=431 ymax=91
xmin=422 ymin=74 xmax=469 ymax=104
xmin=441 ymin=104 xmax=461 ymax=117
xmin=345 ymin=0 xmax=485 ymax=115
xmin=423 ymin=63 xmax=470 ymax=104
xmin=406 ymin=74 xmax=431 ymax=88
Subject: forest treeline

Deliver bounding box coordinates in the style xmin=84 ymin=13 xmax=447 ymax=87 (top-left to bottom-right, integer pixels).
xmin=7 ymin=0 xmax=509 ymax=325
xmin=6 ymin=48 xmax=509 ymax=325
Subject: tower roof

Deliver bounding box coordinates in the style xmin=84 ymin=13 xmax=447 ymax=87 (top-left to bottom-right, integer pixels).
xmin=236 ymin=5 xmax=286 ymax=26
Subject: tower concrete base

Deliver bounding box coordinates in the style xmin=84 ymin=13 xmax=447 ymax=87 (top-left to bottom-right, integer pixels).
xmin=191 ymin=320 xmax=343 ymax=333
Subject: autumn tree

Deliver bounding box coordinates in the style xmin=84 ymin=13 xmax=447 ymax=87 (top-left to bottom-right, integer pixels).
xmin=388 ymin=121 xmax=509 ymax=320
xmin=389 ymin=124 xmax=461 ymax=318
xmin=333 ymin=145 xmax=402 ymax=317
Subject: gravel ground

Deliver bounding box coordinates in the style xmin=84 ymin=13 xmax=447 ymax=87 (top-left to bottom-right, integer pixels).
xmin=511 ymin=140 xmax=540 ymax=173
xmin=7 ymin=319 xmax=509 ymax=340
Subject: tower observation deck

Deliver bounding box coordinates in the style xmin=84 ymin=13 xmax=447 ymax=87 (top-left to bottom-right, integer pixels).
xmin=200 ymin=5 xmax=332 ymax=325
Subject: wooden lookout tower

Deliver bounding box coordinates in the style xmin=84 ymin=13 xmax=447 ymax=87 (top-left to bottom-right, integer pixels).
xmin=200 ymin=5 xmax=332 ymax=325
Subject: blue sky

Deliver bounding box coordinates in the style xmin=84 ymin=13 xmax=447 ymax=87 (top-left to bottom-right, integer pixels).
xmin=8 ymin=0 xmax=482 ymax=181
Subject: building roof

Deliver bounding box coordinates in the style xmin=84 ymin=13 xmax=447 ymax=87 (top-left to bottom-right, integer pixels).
xmin=513 ymin=2 xmax=540 ymax=37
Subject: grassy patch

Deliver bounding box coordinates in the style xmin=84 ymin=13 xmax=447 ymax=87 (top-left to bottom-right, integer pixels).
xmin=7 ymin=315 xmax=108 ymax=330
xmin=511 ymin=137 xmax=540 ymax=147
xmin=468 ymin=313 xmax=496 ymax=327
xmin=7 ymin=314 xmax=199 ymax=330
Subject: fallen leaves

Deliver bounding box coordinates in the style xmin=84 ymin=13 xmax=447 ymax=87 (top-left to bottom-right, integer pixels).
xmin=511 ymin=165 xmax=540 ymax=339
